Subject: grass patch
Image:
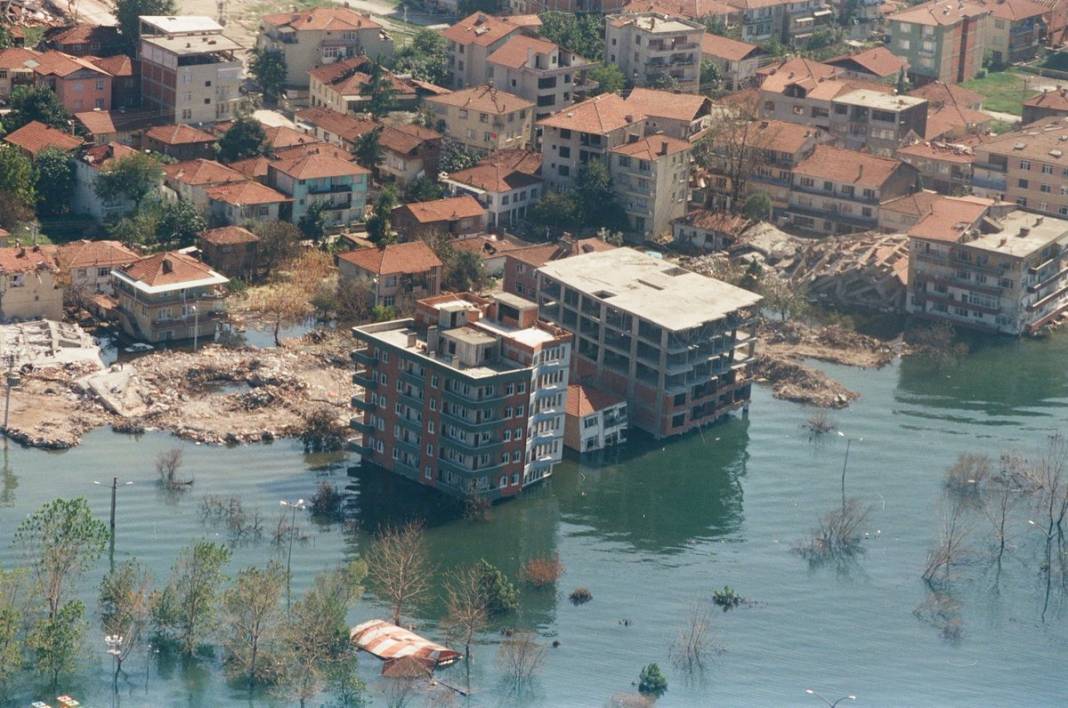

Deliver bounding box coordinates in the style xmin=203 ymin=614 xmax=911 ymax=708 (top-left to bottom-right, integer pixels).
xmin=961 ymin=70 xmax=1030 ymax=115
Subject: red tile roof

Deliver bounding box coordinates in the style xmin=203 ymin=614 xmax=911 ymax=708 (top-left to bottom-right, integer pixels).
xmin=56 ymin=239 xmax=137 ymax=270
xmin=924 ymin=102 xmax=991 ymax=140
xmin=678 ymin=209 xmax=749 ymax=233
xmin=888 ymin=0 xmax=990 ymax=25
xmin=86 ymin=54 xmax=134 ymax=77
xmin=701 ymin=34 xmax=761 ymax=63
xmin=487 ymin=35 xmax=561 ymax=69
xmin=0 ymin=245 xmax=58 ymax=274
xmin=624 ymin=87 xmax=711 ymax=123
xmin=907 ymin=196 xmax=994 ymax=241
xmin=1024 ymin=88 xmax=1068 ymax=111
xmin=120 ymin=251 xmax=220 ymax=286
xmin=759 ymin=57 xmax=838 ymax=94
xmin=337 ymin=241 xmax=443 ymax=276
xmin=74 ymin=109 xmax=158 ymax=136
xmin=826 ymin=46 xmax=908 ymax=78
xmin=450 ymin=235 xmax=525 ymax=260
xmin=81 ymin=142 xmax=138 ymax=169
xmin=427 ymin=85 xmax=533 ymax=115
xmin=794 ymin=145 xmax=908 ymax=188
xmin=207 ymin=181 xmax=291 ymax=206
xmin=507 ymin=244 xmax=559 ymax=267
xmin=261 ymin=6 xmax=381 ymax=31
xmin=48 ymin=24 xmax=120 ymax=47
xmin=566 ymin=382 xmax=625 ymax=417
xmin=623 ymin=0 xmax=737 ymax=17
xmin=537 ymin=93 xmax=643 ymax=134
xmin=610 ymin=135 xmax=692 ymax=160
xmin=273 ymin=142 xmax=354 ymax=162
xmin=164 ymin=159 xmax=246 ymax=187
xmin=0 ymin=47 xmax=40 ymax=70
xmin=32 ymin=50 xmax=110 ymax=78
xmin=145 ymin=123 xmax=217 ymax=146
xmin=200 ymin=226 xmax=259 ymax=245
xmin=880 ymin=190 xmax=944 ymax=216
xmin=264 ymin=125 xmax=316 ymax=150
xmin=908 ymin=81 xmax=984 ymax=110
xmin=977 ymin=0 xmax=1046 ymax=21
xmin=296 ymin=107 xmax=379 ymax=144
xmin=397 ymin=195 xmax=486 ymax=224
xmin=447 ymin=157 xmax=541 ymax=193
xmin=440 ymin=12 xmax=525 ymax=47
xmin=378 ymin=124 xmax=442 ymax=156
xmin=228 ymin=155 xmax=272 ymax=180
xmin=4 ymin=121 xmax=82 ymax=156
xmin=897 ymin=136 xmax=984 ymax=164
xmin=269 ymin=153 xmax=369 ymax=179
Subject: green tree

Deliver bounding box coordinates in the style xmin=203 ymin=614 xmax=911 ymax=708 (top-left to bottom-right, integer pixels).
xmin=152 ymin=540 xmax=231 ymax=655
xmin=95 ymin=152 xmax=164 ymax=207
xmin=28 ymin=600 xmax=85 ymax=688
xmin=538 ymin=12 xmax=604 ymax=61
xmin=391 ymin=29 xmax=448 ymax=85
xmin=277 ymin=560 xmax=367 ymax=707
xmin=638 ymin=663 xmax=668 ymax=697
xmin=0 ymin=144 xmax=36 ymax=214
xmin=365 ymin=522 xmax=431 ymax=625
xmin=529 ymin=190 xmax=580 ymax=237
xmin=474 ymin=559 xmax=518 ymax=616
xmin=0 ymin=25 xmax=11 ymax=50
xmin=366 ymin=62 xmax=396 ymax=117
xmin=218 ymin=116 xmax=267 ymax=163
xmin=7 ymin=85 xmax=71 ymax=131
xmin=14 ymin=497 xmax=109 ymax=622
xmin=700 ymin=59 xmax=721 ymax=93
xmin=252 ymin=220 xmax=301 ymax=277
xmin=443 ymin=247 xmax=486 ymax=292
xmin=353 ymin=127 xmax=382 ymax=177
xmin=575 ymin=161 xmax=627 ymax=231
xmin=0 ymin=569 xmax=27 ymax=688
xmin=759 ymin=273 xmax=809 ymax=322
xmin=222 ymin=562 xmax=286 ymax=689
xmin=107 ymin=203 xmax=160 ymax=247
xmin=250 ymin=47 xmax=287 ymax=105
xmin=587 ymin=64 xmax=625 ymax=95
xmin=99 ymin=559 xmax=153 ymax=678
xmin=403 ymin=175 xmax=443 ymax=203
xmin=115 ymin=0 xmax=176 ymax=56
xmin=439 ymin=139 xmax=480 ymax=173
xmin=743 ymin=192 xmax=772 ymax=222
xmin=34 ymin=148 xmax=75 ymax=217
xmin=366 ymin=186 xmax=397 ymax=246
xmin=297 ymin=200 xmax=328 ymax=243
xmin=156 ymin=199 xmax=205 ymax=248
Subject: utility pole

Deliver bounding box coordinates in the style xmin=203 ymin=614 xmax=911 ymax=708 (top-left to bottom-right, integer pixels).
xmin=109 ymin=476 xmax=117 ymax=573
xmin=3 ymin=353 xmax=15 ymax=438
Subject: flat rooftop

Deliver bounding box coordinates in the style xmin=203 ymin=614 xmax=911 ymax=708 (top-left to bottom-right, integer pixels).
xmin=141 ymin=16 xmax=224 ymax=34
xmin=835 ymin=89 xmax=926 ymax=111
xmin=537 ymin=247 xmax=762 ymax=332
xmin=969 ymin=211 xmax=1068 ymax=258
xmin=631 ymin=16 xmax=698 ymax=33
xmin=143 ymin=33 xmax=242 ymax=55
xmin=356 ymin=320 xmax=529 ymax=379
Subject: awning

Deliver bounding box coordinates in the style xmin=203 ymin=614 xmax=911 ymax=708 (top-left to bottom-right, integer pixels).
xmin=349 ymin=620 xmax=461 ymax=670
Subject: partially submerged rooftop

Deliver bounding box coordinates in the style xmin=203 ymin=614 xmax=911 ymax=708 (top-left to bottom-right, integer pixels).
xmin=537 ymin=247 xmax=761 ymax=331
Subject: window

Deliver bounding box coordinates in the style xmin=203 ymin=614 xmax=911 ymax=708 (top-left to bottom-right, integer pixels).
xmin=424 ymin=466 xmax=432 ymax=480
xmin=764 ymin=101 xmax=774 ymax=112
xmin=1019 ymin=178 xmax=1029 ymax=188
xmin=1020 ymin=160 xmax=1031 ymax=170
xmin=558 ymin=165 xmax=570 ymax=177
xmin=1042 ymin=164 xmax=1054 ymax=175
xmin=430 ymin=398 xmax=437 ymax=411
xmin=559 ymin=146 xmax=570 ymax=158
xmin=428 ymin=420 xmax=435 ymax=433
xmin=426 ymin=444 xmax=433 ymax=456
xmin=431 ymin=374 xmax=438 ymax=388
xmin=512 ymin=451 xmax=521 ymax=462
xmin=504 ymin=430 xmax=512 ymax=441
xmin=1041 ymin=184 xmax=1052 ymax=193
xmin=518 ymin=383 xmax=526 ymax=394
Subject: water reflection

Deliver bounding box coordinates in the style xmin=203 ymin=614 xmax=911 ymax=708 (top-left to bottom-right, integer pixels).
xmin=555 ymin=418 xmax=750 ymax=553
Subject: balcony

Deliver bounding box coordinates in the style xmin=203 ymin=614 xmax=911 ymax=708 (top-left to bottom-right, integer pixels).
xmin=354 ymin=374 xmax=376 ymax=390
xmin=349 ymin=418 xmax=373 ymax=434
xmin=351 ymin=349 xmax=376 ymax=366
xmin=351 ymin=396 xmax=377 ymax=412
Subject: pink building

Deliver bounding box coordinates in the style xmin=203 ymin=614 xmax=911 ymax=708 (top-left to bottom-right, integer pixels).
xmin=32 ymin=50 xmax=112 ymax=113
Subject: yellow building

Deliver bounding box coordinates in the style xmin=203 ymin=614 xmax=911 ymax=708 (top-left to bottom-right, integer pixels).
xmin=426 ymin=85 xmax=534 ymax=154
xmin=0 ymin=245 xmax=64 ymax=322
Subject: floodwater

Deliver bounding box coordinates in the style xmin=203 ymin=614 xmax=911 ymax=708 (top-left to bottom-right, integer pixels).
xmin=2 ymin=332 xmax=1068 ymax=706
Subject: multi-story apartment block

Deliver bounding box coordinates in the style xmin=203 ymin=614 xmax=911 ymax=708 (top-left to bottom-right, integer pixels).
xmin=828 ymin=89 xmax=928 ymax=156
xmin=294 ymin=107 xmax=378 ymax=151
xmin=258 ymin=7 xmax=393 ymax=88
xmin=609 ymin=135 xmax=693 ymax=239
xmin=888 ymin=1 xmax=991 ymax=84
xmin=972 ymin=116 xmax=1068 ymax=215
xmin=0 ymin=246 xmax=63 ymax=322
xmin=350 ymin=291 xmax=573 ymax=499
xmin=623 ymin=88 xmax=713 ymax=140
xmin=32 ymin=50 xmax=112 ymax=113
xmin=758 ymin=57 xmax=894 ymax=132
xmin=727 ymin=0 xmax=834 ymax=44
xmin=487 ymin=35 xmax=593 ymax=119
xmin=537 ymin=92 xmax=647 ymax=190
xmin=139 ymin=16 xmax=242 ymax=124
xmin=907 ymin=204 xmax=1068 ymax=334
xmin=785 ymin=145 xmax=919 ymax=235
xmin=442 ymin=13 xmax=534 ymax=90
xmin=605 ymin=12 xmax=704 ymax=93
xmin=534 ymin=247 xmax=761 ymax=438
xmin=163 ymin=158 xmax=247 ymax=211
xmin=700 ymin=34 xmax=766 ymax=90
xmin=378 ymin=124 xmax=443 ymax=186
xmin=112 ymin=251 xmax=228 ymax=343
xmin=55 ymin=239 xmax=138 ymax=296
xmin=564 ymin=382 xmax=628 ymax=453
xmin=267 ymin=152 xmax=370 ymax=228
xmin=977 ymin=0 xmax=1047 ymax=64
xmin=307 ymin=57 xmax=417 ymax=113
xmin=426 ymin=85 xmax=534 ymax=154
xmin=896 ymin=135 xmax=982 ymax=194
xmin=207 ymin=181 xmax=292 ymax=225
xmin=87 ymin=54 xmax=139 ymax=110
xmin=442 ymin=150 xmax=544 ymax=229
xmin=0 ymin=48 xmax=40 ymax=103
xmin=1022 ymin=88 xmax=1068 ymax=125
xmin=337 ymin=241 xmax=443 ymax=308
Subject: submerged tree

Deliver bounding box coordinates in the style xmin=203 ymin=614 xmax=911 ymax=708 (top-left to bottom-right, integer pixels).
xmin=152 ymin=540 xmax=231 ymax=654
xmin=99 ymin=559 xmax=153 ymax=678
xmin=222 ymin=561 xmax=286 ymax=688
xmin=365 ymin=522 xmax=432 ymax=625
xmin=443 ymin=564 xmax=488 ymax=685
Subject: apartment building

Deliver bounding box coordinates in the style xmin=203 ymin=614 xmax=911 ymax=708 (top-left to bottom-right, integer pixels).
xmin=728 ymin=0 xmax=834 ymax=44
xmin=442 ymin=150 xmax=543 ymax=229
xmin=258 ymin=6 xmax=393 ymax=88
xmin=605 ymin=12 xmax=704 ymax=93
xmin=307 ymin=57 xmax=417 ymax=113
xmin=112 ymin=251 xmax=228 ymax=343
xmin=758 ymin=57 xmax=894 ymax=132
xmin=46 ymin=24 xmax=123 ymax=57
xmin=87 ymin=54 xmax=139 ymax=109
xmin=888 ymin=1 xmax=991 ymax=84
xmin=337 ymin=241 xmax=443 ymax=309
xmin=623 ymin=88 xmax=713 ymax=140
xmin=896 ymin=135 xmax=982 ymax=194
xmin=534 ymin=247 xmax=761 ymax=438
xmin=564 ymin=382 xmax=628 ymax=453
xmin=828 ymin=89 xmax=928 ymax=156
xmin=502 ymin=237 xmax=617 ymax=299
xmin=163 ymin=158 xmax=247 ymax=211
xmin=139 ymin=16 xmax=242 ymax=124
xmin=294 ymin=107 xmax=378 ymax=151
xmin=825 ymin=47 xmax=909 ymax=83
xmin=907 ymin=205 xmax=1068 ymax=334
xmin=207 ymin=181 xmax=292 ymax=226
xmin=672 ymin=210 xmax=751 ymax=251
xmin=0 ymin=48 xmax=40 ymax=102
xmin=32 ymin=50 xmax=112 ymax=113
xmin=609 ymin=135 xmax=693 ymax=239
xmin=198 ymin=226 xmax=259 ymax=280
xmin=1022 ymin=88 xmax=1068 ymax=125
xmin=267 ymin=152 xmax=369 ymax=228
xmin=537 ymin=93 xmax=647 ymax=190
xmin=971 ymin=116 xmax=1068 ymax=215
xmin=351 ymin=291 xmax=572 ymax=499
xmin=487 ymin=34 xmax=592 ymax=120
xmin=700 ymin=34 xmax=765 ymax=90
xmin=785 ymin=145 xmax=919 ymax=235
xmin=0 ymin=246 xmax=63 ymax=322
xmin=72 ymin=142 xmax=146 ymax=222
xmin=442 ymin=13 xmax=534 ymax=89
xmin=55 ymin=239 xmax=138 ymax=296
xmin=978 ymin=0 xmax=1046 ymax=64
xmin=426 ymin=85 xmax=534 ymax=154
xmin=391 ymin=195 xmax=488 ymax=240
xmin=378 ymin=124 xmax=443 ymax=186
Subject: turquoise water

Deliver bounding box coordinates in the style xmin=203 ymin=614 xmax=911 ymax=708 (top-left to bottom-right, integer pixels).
xmin=2 ymin=332 xmax=1067 ymax=706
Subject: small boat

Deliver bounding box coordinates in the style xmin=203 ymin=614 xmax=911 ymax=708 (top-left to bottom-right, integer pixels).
xmin=124 ymin=343 xmax=154 ymax=353
xmin=350 ymin=619 xmax=461 ymax=672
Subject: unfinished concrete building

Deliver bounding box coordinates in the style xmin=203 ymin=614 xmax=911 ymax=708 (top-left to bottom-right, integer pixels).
xmin=534 ymin=248 xmax=761 ymax=439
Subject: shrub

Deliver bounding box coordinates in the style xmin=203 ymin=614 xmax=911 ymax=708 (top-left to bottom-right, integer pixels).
xmin=569 ymin=587 xmax=592 ymax=605
xmin=310 ymin=480 xmax=343 ymax=519
xmin=475 ymin=559 xmax=519 ymax=616
xmin=521 ymin=555 xmax=565 ymax=587
xmin=637 ymin=663 xmax=668 ymax=697
xmin=712 ymin=586 xmax=744 ymax=610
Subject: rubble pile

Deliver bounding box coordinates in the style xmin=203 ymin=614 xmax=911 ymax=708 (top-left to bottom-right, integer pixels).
xmin=752 ymin=355 xmax=858 ymax=409
xmin=759 ymin=320 xmax=901 ymax=369
xmin=781 ymin=233 xmax=909 ymax=312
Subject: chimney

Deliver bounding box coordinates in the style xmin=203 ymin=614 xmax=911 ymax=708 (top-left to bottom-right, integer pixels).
xmin=162 ymin=257 xmax=173 ymax=274
xmin=659 ymin=140 xmax=668 ymax=156
xmin=1018 ymin=227 xmax=1030 ymax=238
xmin=427 ymin=325 xmax=439 ymax=354
xmin=406 ymin=331 xmax=418 ymax=348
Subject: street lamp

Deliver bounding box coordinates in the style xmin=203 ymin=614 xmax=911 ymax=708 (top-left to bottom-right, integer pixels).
xmin=105 ymin=633 xmax=124 ymax=687
xmin=837 ymin=431 xmax=862 ymax=510
xmin=280 ymin=498 xmax=307 ymax=611
xmin=805 ymin=688 xmax=856 ymax=707
xmin=94 ymin=478 xmax=134 ymax=572
xmin=191 ymin=304 xmax=199 ymax=352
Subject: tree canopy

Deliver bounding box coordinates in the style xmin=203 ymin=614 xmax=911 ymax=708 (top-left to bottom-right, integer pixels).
xmin=391 ymin=29 xmax=448 ymax=85
xmin=587 ymin=64 xmax=625 ymax=95
xmin=34 ymin=148 xmax=75 ymax=217
xmin=218 ymin=117 xmax=267 ymax=163
xmin=538 ymin=12 xmax=604 ymax=61
xmin=250 ymin=47 xmax=287 ymax=106
xmin=7 ymin=86 xmax=70 ymax=131
xmin=94 ymin=152 xmax=163 ymax=206
xmin=115 ymin=0 xmax=176 ymax=55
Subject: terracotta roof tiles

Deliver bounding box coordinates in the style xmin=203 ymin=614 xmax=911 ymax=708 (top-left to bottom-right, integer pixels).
xmin=337 ymin=241 xmax=443 ymax=276
xmin=378 ymin=124 xmax=442 ymax=156
xmin=295 ymin=107 xmax=379 ymax=144
xmin=207 ymin=181 xmax=291 ymax=206
xmin=164 ymin=159 xmax=246 ymax=187
xmin=427 ymin=85 xmax=533 ymax=115
xmin=793 ymin=145 xmax=908 ymax=188
xmin=200 ymin=226 xmax=259 ymax=245
xmin=0 ymin=245 xmax=58 ymax=274
xmin=566 ymin=382 xmax=625 ymax=418
xmin=145 ymin=123 xmax=217 ymax=146
xmin=120 ymin=251 xmax=220 ymax=286
xmin=701 ymin=34 xmax=761 ymax=62
xmin=624 ymin=87 xmax=711 ymax=123
xmin=487 ymin=35 xmax=561 ymax=69
xmin=269 ymin=153 xmax=369 ymax=179
xmin=397 ymin=195 xmax=486 ymax=224
xmin=610 ymin=135 xmax=692 ymax=160
xmin=826 ymin=46 xmax=908 ymax=78
xmin=440 ymin=12 xmax=525 ymax=47
xmin=261 ymin=6 xmax=381 ymax=31
xmin=4 ymin=121 xmax=82 ymax=156
xmin=56 ymin=239 xmax=137 ymax=270
xmin=537 ymin=93 xmax=643 ymax=134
